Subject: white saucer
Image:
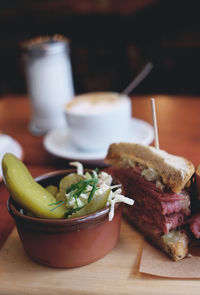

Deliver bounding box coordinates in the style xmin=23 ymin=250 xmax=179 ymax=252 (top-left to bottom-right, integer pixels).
xmin=0 ymin=134 xmax=24 ymax=181
xmin=43 ymin=118 xmax=154 ymax=164
xmin=44 ymin=118 xmax=154 ymax=163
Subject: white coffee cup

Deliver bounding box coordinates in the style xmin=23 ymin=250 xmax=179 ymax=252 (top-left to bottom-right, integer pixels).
xmin=65 ymin=92 xmax=131 ymax=151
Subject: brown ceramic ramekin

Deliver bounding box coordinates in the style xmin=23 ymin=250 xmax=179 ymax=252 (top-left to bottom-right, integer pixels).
xmin=7 ymin=169 xmax=122 ymax=268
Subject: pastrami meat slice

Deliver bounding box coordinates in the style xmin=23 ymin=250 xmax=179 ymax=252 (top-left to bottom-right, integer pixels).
xmin=189 ymin=214 xmax=200 ymax=239
xmin=106 ymin=166 xmax=191 ymax=234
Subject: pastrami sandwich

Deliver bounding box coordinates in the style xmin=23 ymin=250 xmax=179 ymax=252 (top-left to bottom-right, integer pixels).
xmin=104 ymin=142 xmax=195 ymax=261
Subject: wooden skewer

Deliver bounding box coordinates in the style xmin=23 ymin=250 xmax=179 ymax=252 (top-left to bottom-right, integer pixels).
xmin=151 ymin=98 xmax=159 ymax=149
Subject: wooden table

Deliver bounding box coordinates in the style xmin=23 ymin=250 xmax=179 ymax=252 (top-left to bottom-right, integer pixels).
xmin=0 ymin=94 xmax=200 ymax=293
xmin=1 ymin=94 xmax=200 ymax=168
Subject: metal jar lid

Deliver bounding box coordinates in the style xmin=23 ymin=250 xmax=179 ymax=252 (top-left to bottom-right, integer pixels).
xmin=22 ymin=35 xmax=70 ymax=57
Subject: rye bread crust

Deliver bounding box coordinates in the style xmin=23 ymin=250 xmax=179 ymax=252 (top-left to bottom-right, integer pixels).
xmin=105 ymin=143 xmax=195 ymax=193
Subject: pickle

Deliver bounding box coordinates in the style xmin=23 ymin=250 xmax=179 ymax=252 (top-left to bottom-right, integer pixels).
xmin=68 ymin=189 xmax=110 ymax=218
xmin=56 ymin=174 xmax=84 ymax=201
xmin=45 ymin=185 xmax=58 ymax=197
xmin=2 ymin=153 xmax=65 ymax=219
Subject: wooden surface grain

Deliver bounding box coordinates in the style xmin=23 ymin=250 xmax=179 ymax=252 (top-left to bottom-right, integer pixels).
xmin=1 ymin=221 xmax=200 ymax=295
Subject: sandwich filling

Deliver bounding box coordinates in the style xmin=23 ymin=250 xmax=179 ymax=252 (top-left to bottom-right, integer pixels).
xmin=189 ymin=214 xmax=200 ymax=239
xmin=106 ymin=161 xmax=191 ymax=234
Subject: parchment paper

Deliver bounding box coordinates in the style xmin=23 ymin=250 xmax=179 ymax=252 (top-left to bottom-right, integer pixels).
xmin=140 ymin=241 xmax=200 ymax=278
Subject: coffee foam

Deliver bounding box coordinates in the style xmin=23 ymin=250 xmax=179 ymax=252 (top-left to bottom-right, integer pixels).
xmin=66 ymin=92 xmax=129 ymax=115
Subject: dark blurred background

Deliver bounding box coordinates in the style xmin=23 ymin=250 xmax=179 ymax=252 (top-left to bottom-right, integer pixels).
xmin=0 ymin=0 xmax=200 ymax=96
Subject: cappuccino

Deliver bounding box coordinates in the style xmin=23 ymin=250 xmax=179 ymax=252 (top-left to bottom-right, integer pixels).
xmin=65 ymin=92 xmax=131 ymax=151
xmin=66 ymin=92 xmax=129 ymax=115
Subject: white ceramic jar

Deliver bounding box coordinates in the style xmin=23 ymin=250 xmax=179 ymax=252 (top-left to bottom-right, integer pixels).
xmin=24 ymin=37 xmax=74 ymax=135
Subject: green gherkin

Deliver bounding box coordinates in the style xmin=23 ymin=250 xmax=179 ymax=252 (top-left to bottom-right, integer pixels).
xmin=2 ymin=153 xmax=65 ymax=219
xmin=68 ymin=189 xmax=110 ymax=219
xmin=56 ymin=174 xmax=84 ymax=202
xmin=45 ymin=185 xmax=58 ymax=197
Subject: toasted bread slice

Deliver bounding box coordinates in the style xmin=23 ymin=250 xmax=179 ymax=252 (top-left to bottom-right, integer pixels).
xmin=105 ymin=143 xmax=195 ymax=193
xmin=123 ymin=205 xmax=189 ymax=261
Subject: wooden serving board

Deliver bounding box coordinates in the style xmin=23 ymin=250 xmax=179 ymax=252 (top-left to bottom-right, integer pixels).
xmin=0 ymin=220 xmax=200 ymax=295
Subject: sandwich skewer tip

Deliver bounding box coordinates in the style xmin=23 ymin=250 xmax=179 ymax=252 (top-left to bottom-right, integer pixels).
xmin=151 ymin=98 xmax=159 ymax=149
